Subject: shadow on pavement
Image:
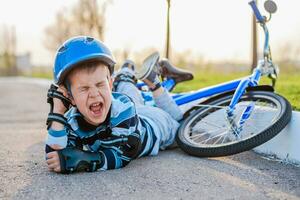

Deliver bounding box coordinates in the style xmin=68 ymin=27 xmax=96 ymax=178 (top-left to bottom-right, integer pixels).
xmin=13 ymin=142 xmax=300 ymax=200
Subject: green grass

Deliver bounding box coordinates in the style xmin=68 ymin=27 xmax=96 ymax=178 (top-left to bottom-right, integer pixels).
xmin=174 ymin=72 xmax=300 ymax=111
xmin=25 ymin=70 xmax=300 ymax=111
xmin=27 ymin=71 xmax=53 ymax=79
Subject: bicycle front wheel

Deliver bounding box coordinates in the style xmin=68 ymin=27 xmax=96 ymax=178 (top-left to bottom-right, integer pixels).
xmin=176 ymin=91 xmax=292 ymax=157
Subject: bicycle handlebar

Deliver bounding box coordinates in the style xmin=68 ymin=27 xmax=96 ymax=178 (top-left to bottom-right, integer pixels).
xmin=248 ymin=1 xmax=270 ymax=60
xmin=248 ymin=0 xmax=265 ymax=23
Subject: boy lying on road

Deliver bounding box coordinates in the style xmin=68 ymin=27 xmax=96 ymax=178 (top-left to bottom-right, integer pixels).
xmin=45 ymin=36 xmax=192 ymax=173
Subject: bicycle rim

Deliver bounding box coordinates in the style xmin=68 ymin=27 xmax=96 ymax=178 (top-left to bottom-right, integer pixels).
xmin=177 ymin=91 xmax=291 ymax=157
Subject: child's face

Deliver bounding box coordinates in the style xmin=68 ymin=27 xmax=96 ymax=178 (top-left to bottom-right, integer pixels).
xmin=69 ymin=64 xmax=113 ymax=126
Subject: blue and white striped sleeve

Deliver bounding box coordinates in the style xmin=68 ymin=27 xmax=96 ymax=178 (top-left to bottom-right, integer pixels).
xmin=46 ymin=128 xmax=68 ymax=148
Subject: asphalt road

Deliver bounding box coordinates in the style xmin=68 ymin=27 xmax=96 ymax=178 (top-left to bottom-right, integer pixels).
xmin=0 ymin=78 xmax=299 ymax=200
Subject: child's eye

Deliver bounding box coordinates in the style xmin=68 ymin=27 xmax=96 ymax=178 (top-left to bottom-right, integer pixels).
xmin=79 ymin=87 xmax=88 ymax=92
xmin=96 ymin=83 xmax=104 ymax=88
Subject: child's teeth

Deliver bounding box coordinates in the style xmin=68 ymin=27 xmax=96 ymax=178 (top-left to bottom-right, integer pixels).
xmin=92 ymin=103 xmax=100 ymax=106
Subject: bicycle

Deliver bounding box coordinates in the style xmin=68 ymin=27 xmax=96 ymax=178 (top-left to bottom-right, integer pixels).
xmin=135 ymin=0 xmax=292 ymax=157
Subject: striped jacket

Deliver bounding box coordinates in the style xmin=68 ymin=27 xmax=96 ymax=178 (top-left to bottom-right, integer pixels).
xmin=46 ymin=92 xmax=158 ymax=170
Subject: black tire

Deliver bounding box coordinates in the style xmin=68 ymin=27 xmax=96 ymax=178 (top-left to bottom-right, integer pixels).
xmin=176 ymin=91 xmax=292 ymax=157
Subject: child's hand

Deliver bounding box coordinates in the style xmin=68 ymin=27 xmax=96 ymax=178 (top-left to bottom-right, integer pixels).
xmin=46 ymin=144 xmax=63 ymax=173
xmin=53 ymin=86 xmax=69 ymax=114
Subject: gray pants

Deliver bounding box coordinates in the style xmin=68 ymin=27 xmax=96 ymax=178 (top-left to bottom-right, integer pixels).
xmin=116 ymin=81 xmax=183 ymax=153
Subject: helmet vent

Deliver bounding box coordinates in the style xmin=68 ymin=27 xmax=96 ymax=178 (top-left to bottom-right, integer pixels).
xmin=58 ymin=46 xmax=67 ymax=53
xmin=86 ymin=37 xmax=94 ymax=42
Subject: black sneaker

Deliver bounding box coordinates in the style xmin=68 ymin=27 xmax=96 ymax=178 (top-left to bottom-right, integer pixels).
xmin=158 ymin=59 xmax=193 ymax=83
xmin=113 ymin=60 xmax=137 ymax=90
xmin=135 ymin=52 xmax=161 ymax=91
xmin=121 ymin=59 xmax=135 ymax=71
xmin=158 ymin=58 xmax=194 ymax=91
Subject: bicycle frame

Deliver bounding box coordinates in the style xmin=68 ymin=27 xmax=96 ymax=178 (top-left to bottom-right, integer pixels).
xmin=138 ymin=1 xmax=276 ymax=137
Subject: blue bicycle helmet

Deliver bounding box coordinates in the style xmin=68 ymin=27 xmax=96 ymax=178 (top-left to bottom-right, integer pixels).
xmin=53 ymin=36 xmax=116 ymax=84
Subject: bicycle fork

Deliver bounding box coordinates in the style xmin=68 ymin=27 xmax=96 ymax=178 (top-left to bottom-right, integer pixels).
xmin=226 ymin=68 xmax=262 ymax=139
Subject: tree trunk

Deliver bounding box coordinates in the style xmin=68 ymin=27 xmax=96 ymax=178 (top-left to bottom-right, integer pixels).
xmin=165 ymin=0 xmax=171 ymax=59
xmin=251 ymin=0 xmax=258 ymax=71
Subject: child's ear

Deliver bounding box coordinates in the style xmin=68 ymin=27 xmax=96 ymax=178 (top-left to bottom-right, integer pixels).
xmin=68 ymin=92 xmax=76 ymax=106
xmin=60 ymin=85 xmax=75 ymax=106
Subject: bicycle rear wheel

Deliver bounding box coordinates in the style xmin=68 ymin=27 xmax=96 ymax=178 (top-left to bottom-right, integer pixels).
xmin=176 ymin=91 xmax=292 ymax=157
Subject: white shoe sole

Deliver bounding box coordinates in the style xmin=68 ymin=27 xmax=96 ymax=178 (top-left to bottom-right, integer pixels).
xmin=135 ymin=52 xmax=160 ymax=80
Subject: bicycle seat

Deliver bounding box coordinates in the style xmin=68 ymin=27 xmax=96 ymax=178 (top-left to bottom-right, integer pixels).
xmin=159 ymin=59 xmax=194 ymax=84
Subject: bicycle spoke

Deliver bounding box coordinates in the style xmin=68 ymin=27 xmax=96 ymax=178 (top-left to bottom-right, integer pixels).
xmin=238 ymin=110 xmax=278 ymax=138
xmin=221 ymin=134 xmax=228 ymax=144
xmin=189 ymin=131 xmax=208 ymax=139
xmin=189 ymin=127 xmax=227 ymax=139
xmin=200 ymin=130 xmax=228 ymax=144
xmin=212 ymin=133 xmax=228 ymax=145
xmin=200 ymin=119 xmax=225 ymax=129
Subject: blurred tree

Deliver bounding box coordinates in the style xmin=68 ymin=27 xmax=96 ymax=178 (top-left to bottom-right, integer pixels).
xmin=0 ymin=25 xmax=17 ymax=75
xmin=276 ymin=42 xmax=300 ymax=72
xmin=44 ymin=0 xmax=113 ymax=53
xmin=44 ymin=11 xmax=72 ymax=53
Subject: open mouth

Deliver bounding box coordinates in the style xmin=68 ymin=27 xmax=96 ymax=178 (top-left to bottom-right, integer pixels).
xmin=89 ymin=102 xmax=103 ymax=116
